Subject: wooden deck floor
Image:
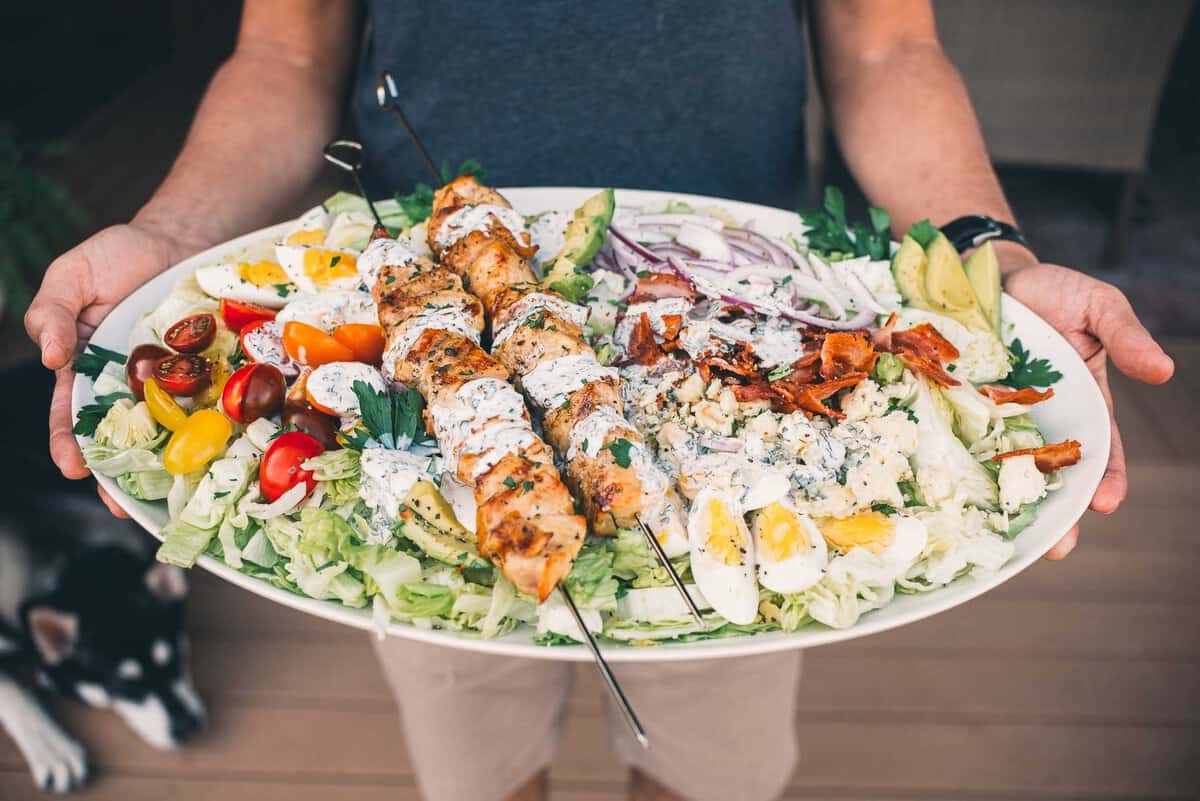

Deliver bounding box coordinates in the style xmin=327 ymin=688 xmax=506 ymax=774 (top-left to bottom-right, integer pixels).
xmin=3 ymin=342 xmax=1199 ymax=801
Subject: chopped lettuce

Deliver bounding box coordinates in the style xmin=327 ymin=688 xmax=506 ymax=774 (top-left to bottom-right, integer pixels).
xmin=910 ymin=377 xmax=999 ymax=511
xmin=93 ymin=399 xmax=158 ymax=450
xmin=563 ymin=545 xmax=620 ymax=611
xmin=117 ymin=470 xmax=173 ymax=501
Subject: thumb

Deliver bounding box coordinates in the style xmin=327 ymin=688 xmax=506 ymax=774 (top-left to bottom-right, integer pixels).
xmin=1090 ymin=286 xmax=1174 ymax=385
xmin=25 ymin=252 xmax=89 ymax=370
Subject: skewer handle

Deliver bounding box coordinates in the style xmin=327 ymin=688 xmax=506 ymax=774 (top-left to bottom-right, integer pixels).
xmin=636 ymin=515 xmax=706 ymax=627
xmin=321 ymin=139 xmax=384 ymax=227
xmin=376 ymin=71 xmax=444 ymax=187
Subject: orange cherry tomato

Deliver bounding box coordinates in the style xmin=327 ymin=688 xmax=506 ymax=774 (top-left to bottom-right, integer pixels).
xmin=332 ymin=323 xmax=386 ymax=365
xmin=281 ymin=321 xmax=355 ymax=367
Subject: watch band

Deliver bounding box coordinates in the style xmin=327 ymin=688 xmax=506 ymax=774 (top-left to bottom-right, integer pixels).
xmin=941 ymin=215 xmax=1030 ymax=254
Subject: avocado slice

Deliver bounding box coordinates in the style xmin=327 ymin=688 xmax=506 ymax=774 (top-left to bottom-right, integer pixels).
xmin=542 ymin=188 xmax=615 ymax=302
xmin=401 ymin=480 xmax=486 ymax=567
xmin=891 ymin=234 xmax=934 ymax=309
xmin=923 ymin=232 xmax=993 ymax=333
xmin=964 ymin=240 xmax=1002 ymax=336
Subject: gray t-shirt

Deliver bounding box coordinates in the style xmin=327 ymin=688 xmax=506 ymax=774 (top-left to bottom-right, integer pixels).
xmin=353 ymin=1 xmax=808 ymax=208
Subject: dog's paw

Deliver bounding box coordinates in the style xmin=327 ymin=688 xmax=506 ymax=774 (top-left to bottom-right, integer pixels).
xmin=19 ymin=716 xmax=89 ymax=793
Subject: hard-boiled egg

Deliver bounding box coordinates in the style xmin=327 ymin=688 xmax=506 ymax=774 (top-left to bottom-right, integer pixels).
xmin=306 ymin=362 xmax=386 ymax=418
xmin=751 ymin=501 xmax=828 ymax=594
xmin=279 ymin=205 xmax=330 ymax=246
xmin=276 ymin=244 xmax=362 ymax=294
xmin=679 ymin=454 xmax=790 ymax=511
xmin=817 ymin=511 xmax=927 ymax=575
xmin=194 ymin=260 xmax=295 ymax=308
xmin=275 ymin=291 xmax=378 ymax=332
xmin=686 ymin=488 xmax=759 ymax=625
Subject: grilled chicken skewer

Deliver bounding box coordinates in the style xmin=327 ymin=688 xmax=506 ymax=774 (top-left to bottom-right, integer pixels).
xmin=364 ymin=227 xmax=587 ymax=602
xmin=426 ymin=177 xmax=700 ymax=622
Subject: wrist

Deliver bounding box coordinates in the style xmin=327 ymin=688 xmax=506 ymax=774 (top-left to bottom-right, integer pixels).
xmin=986 ymin=239 xmax=1040 ymax=277
xmin=130 ymin=207 xmax=214 ymax=262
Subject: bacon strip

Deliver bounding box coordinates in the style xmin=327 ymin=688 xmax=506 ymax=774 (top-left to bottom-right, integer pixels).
xmin=980 ymin=385 xmax=1055 ymax=405
xmin=820 ymin=331 xmax=877 ymax=380
xmin=872 ymin=318 xmax=962 ymax=387
xmin=620 ymin=313 xmax=664 ymax=367
xmin=627 ymin=273 xmax=699 ymax=304
xmin=993 ymin=439 xmax=1082 ymax=473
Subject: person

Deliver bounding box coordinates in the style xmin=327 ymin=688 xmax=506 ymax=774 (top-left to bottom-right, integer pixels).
xmin=25 ymin=2 xmax=1175 ymax=800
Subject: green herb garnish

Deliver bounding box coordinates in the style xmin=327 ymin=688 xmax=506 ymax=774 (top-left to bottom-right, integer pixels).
xmin=1002 ymin=338 xmax=1063 ymax=389
xmin=344 ymin=381 xmax=426 ymax=450
xmin=797 ymin=187 xmax=891 ymax=261
xmin=71 ymin=344 xmax=127 ymax=381
xmin=72 ymin=391 xmax=135 ymax=437
xmin=601 ymin=438 xmax=634 ymax=468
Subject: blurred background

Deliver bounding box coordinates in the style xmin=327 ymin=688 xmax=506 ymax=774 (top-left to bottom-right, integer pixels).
xmin=1 ymin=1 xmax=1198 ymax=799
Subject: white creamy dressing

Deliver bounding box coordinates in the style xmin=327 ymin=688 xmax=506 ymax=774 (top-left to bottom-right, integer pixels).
xmin=430 ymin=378 xmax=536 ymax=478
xmin=566 ymin=407 xmax=633 ymax=461
xmin=276 ymin=291 xmax=378 ymax=331
xmin=381 ymin=304 xmax=482 ymax=382
xmin=239 ymin=320 xmax=297 ymax=375
xmin=435 ymin=204 xmax=528 ymax=251
xmin=749 ymin=319 xmax=805 ymax=369
xmin=492 ymin=292 xmax=590 ymax=348
xmin=527 ymin=210 xmax=571 ymax=270
xmin=359 ymin=447 xmax=436 ymax=526
xmin=614 ymin=298 xmax=694 ymax=351
xmin=357 ymin=237 xmax=423 ymax=288
xmin=521 ymin=354 xmax=617 ymax=410
xmin=306 ymin=362 xmax=386 ymax=417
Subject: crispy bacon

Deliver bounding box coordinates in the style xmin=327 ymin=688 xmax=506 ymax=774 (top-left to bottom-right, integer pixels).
xmin=627 ymin=273 xmax=699 ymax=303
xmin=732 ymin=360 xmax=867 ymax=418
xmin=891 ymin=323 xmax=960 ymax=363
xmin=896 ymin=351 xmax=960 ymax=388
xmin=820 ymin=332 xmax=877 ymax=380
xmin=871 ymin=313 xmax=897 ymax=351
xmin=619 ymin=313 xmax=663 ymax=367
xmin=993 ymin=439 xmax=1082 ymax=473
xmin=660 ymin=313 xmax=685 ymax=346
xmin=980 ymin=385 xmax=1055 ymax=405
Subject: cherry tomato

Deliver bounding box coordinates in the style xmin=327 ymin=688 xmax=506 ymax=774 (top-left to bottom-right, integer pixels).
xmin=259 ymin=431 xmax=324 ymax=502
xmin=282 ymin=321 xmax=356 ymax=367
xmin=282 ymin=404 xmax=341 ymax=451
xmin=153 ymin=353 xmax=213 ymax=397
xmin=163 ymin=409 xmax=233 ymax=475
xmin=332 ymin=323 xmax=386 ymax=365
xmin=125 ymin=344 xmax=171 ymax=400
xmin=240 ymin=319 xmax=298 ymax=376
xmin=219 ymin=298 xmax=276 ymax=332
xmin=143 ymin=377 xmax=189 ymax=431
xmin=221 ymin=363 xmax=285 ymax=423
xmin=164 ymin=313 xmax=217 ymax=353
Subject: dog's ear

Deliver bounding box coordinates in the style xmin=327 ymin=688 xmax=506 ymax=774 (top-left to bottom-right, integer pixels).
xmin=144 ymin=562 xmax=188 ymax=602
xmin=27 ymin=606 xmax=79 ymax=665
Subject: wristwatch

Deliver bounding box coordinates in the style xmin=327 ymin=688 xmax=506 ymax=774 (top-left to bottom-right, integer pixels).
xmin=940 ymin=215 xmax=1031 ymax=254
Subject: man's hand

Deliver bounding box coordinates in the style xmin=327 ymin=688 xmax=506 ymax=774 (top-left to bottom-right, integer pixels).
xmin=1001 ymin=252 xmax=1174 ymax=558
xmin=24 ymin=222 xmax=205 ymax=515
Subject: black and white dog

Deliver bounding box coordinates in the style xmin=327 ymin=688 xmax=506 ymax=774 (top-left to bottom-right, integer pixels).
xmin=0 ymin=362 xmax=206 ymax=792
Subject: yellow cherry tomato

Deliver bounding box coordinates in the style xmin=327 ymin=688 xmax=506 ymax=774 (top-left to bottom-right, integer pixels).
xmin=143 ymin=378 xmax=189 ymax=431
xmin=163 ymin=409 xmax=233 ymax=475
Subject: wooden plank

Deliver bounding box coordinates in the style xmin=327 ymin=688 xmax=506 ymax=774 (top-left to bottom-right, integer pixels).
xmin=1108 ymin=371 xmax=1178 ymax=463
xmin=1123 ymin=463 xmax=1200 ymax=506
xmin=0 ymin=771 xmax=419 ymax=801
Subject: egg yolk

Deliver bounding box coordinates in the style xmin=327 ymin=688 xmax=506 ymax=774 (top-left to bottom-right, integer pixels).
xmin=237 ymin=260 xmax=289 ymax=287
xmin=303 ymin=249 xmax=358 ymax=285
xmin=817 ymin=511 xmax=894 ymax=555
xmin=285 ymin=228 xmax=326 ymax=246
xmin=703 ymin=497 xmax=747 ymax=566
xmin=755 ymin=502 xmax=809 ymax=561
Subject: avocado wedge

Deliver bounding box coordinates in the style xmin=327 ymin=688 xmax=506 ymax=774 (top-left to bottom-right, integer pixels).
xmin=891 ymin=234 xmax=934 ymax=308
xmin=542 ymin=188 xmax=615 ymax=302
xmin=401 ymin=480 xmax=487 ymax=567
xmin=964 ymin=240 xmax=1002 ymax=336
xmin=923 ymin=232 xmax=993 ymax=333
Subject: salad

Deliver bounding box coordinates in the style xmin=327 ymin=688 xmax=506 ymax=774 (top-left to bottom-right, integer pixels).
xmin=73 ymin=179 xmax=1080 ymax=645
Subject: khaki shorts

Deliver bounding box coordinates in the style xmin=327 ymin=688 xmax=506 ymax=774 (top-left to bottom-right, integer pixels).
xmin=372 ymin=636 xmax=802 ymax=801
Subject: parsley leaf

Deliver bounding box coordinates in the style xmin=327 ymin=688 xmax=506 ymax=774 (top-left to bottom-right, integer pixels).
xmin=394 ymin=159 xmax=487 ymax=227
xmin=601 ymin=438 xmax=634 ymax=468
xmin=797 ymin=186 xmax=892 ymax=261
xmin=907 ymin=219 xmax=939 ymax=249
xmin=72 ymin=344 xmax=127 ymax=381
xmin=503 ymin=477 xmax=517 ymax=490
xmin=886 ymin=397 xmax=919 ymax=424
xmin=346 ymin=381 xmax=426 ymax=450
xmin=871 ymin=503 xmax=898 ymax=516
xmin=767 ymin=364 xmax=793 ymax=381
xmin=1002 ymin=338 xmax=1063 ymax=389
xmin=72 ymin=391 xmax=134 ymax=436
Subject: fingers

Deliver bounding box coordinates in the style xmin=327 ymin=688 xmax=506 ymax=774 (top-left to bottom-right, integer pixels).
xmin=1086 ymin=356 xmax=1128 ymax=515
xmin=97 ymin=484 xmax=131 ymax=519
xmin=49 ymin=368 xmax=90 ymax=480
xmin=1044 ymin=524 xmax=1078 ymax=560
xmin=25 ymin=252 xmax=89 ymax=370
xmin=1090 ymin=286 xmax=1174 ymax=385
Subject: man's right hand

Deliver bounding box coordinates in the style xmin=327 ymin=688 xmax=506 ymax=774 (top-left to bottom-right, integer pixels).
xmin=24 ymin=221 xmax=204 ymax=501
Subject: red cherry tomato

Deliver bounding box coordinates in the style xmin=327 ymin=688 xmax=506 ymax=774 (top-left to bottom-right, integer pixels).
xmin=259 ymin=431 xmax=324 ymax=502
xmin=125 ymin=344 xmax=171 ymax=400
xmin=153 ymin=353 xmax=213 ymax=396
xmin=282 ymin=404 xmax=341 ymax=451
xmin=221 ymin=363 xmax=286 ymax=423
xmin=219 ymin=298 xmax=277 ymax=332
xmin=240 ymin=319 xmax=298 ymax=376
xmin=163 ymin=313 xmax=217 ymax=353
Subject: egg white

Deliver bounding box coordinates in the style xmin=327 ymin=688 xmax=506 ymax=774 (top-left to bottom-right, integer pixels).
xmin=276 ymin=244 xmax=363 ymax=294
xmin=753 ymin=501 xmax=828 ymax=594
xmin=194 ymin=263 xmax=294 ymax=308
xmin=686 ymin=488 xmax=759 ymax=625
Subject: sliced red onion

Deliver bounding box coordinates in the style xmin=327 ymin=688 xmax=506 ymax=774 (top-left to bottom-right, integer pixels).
xmin=698 ymin=435 xmax=745 ymax=453
xmin=724 ymin=228 xmax=791 ymax=268
xmin=770 ymin=236 xmax=817 ymax=278
xmin=843 ymin=272 xmax=889 ymax=316
xmin=649 ymin=242 xmax=696 ymax=259
xmin=609 ymin=226 xmax=663 ymax=263
xmin=780 ymin=305 xmax=876 ymax=330
xmin=678 ymin=222 xmax=734 ymax=262
xmin=727 ymin=238 xmax=770 ymax=261
xmin=685 ymin=258 xmax=738 ymax=272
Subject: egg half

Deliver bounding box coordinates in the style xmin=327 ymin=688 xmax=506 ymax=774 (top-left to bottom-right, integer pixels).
xmin=275 ymin=244 xmax=362 ymax=294
xmin=194 ymin=260 xmax=295 ymax=308
xmin=752 ymin=500 xmax=828 ymax=594
xmin=816 ymin=511 xmax=928 ymax=573
xmin=686 ymin=488 xmax=759 ymax=625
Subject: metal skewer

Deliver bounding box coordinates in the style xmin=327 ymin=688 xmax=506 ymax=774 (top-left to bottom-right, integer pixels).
xmin=635 ymin=514 xmax=706 ymax=628
xmin=559 ymin=586 xmax=648 ymax=749
xmin=322 ymin=139 xmax=384 ymax=227
xmin=376 ymin=71 xmax=443 ymax=187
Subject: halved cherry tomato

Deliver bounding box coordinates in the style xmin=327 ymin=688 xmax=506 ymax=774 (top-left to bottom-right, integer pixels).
xmin=240 ymin=319 xmax=298 ymax=376
xmin=162 ymin=409 xmax=233 ymax=475
xmin=219 ymin=298 xmax=277 ymax=332
xmin=221 ymin=363 xmax=286 ymax=423
xmin=164 ymin=313 xmax=217 ymax=353
xmin=282 ymin=321 xmax=355 ymax=367
xmin=259 ymin=431 xmax=324 ymax=502
xmin=126 ymin=344 xmax=171 ymax=400
xmin=282 ymin=404 xmax=341 ymax=451
xmin=332 ymin=323 xmax=386 ymax=365
xmin=143 ymin=377 xmax=189 ymax=431
xmin=153 ymin=353 xmax=212 ymax=396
